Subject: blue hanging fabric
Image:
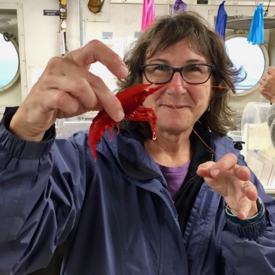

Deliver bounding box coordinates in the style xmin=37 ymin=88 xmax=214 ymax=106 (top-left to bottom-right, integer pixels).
xmin=215 ymin=1 xmax=227 ymax=40
xmin=172 ymin=0 xmax=187 ymax=13
xmin=247 ymin=3 xmax=264 ymax=45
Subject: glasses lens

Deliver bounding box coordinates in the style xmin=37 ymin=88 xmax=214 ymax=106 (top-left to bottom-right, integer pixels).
xmin=143 ymin=64 xmax=173 ymax=84
xmin=142 ymin=64 xmax=212 ymax=84
xmin=182 ymin=64 xmax=211 ymax=84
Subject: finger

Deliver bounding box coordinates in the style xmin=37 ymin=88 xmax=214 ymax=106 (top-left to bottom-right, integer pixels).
xmin=209 ymin=153 xmax=237 ymax=178
xmin=237 ymin=196 xmax=253 ymax=220
xmin=241 ymin=181 xmax=258 ymax=201
xmin=84 ymin=74 xmax=125 ymax=121
xmin=66 ymin=42 xmax=127 ymax=121
xmin=40 ymin=74 xmax=98 ymax=111
xmin=65 ymin=40 xmax=128 ymax=79
xmin=59 ymin=73 xmax=125 ymax=121
xmin=235 ymin=166 xmax=250 ymax=181
xmin=197 ymin=161 xmax=215 ymax=177
xmin=47 ymin=89 xmax=81 ymax=115
xmin=46 ymin=52 xmax=126 ymax=122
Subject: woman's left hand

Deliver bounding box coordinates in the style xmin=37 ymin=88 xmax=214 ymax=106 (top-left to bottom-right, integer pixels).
xmin=259 ymin=66 xmax=275 ymax=103
xmin=197 ymin=153 xmax=258 ymax=220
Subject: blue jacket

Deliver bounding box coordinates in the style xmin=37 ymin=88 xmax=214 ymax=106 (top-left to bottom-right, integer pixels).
xmin=0 ymin=118 xmax=275 ymax=275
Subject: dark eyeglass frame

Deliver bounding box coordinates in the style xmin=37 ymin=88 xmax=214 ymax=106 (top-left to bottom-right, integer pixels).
xmin=139 ymin=63 xmax=216 ymax=85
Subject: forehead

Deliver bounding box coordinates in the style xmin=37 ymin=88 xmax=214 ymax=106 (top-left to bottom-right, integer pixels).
xmin=146 ymin=39 xmax=207 ymax=63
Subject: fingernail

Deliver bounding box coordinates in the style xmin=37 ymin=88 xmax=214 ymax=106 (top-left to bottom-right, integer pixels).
xmin=240 ymin=211 xmax=246 ymax=220
xmin=119 ymin=64 xmax=128 ymax=77
xmin=212 ymin=169 xmax=220 ymax=177
xmin=116 ymin=109 xmax=125 ymax=121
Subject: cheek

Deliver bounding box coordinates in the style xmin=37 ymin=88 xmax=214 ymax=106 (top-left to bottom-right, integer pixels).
xmin=194 ymin=81 xmax=212 ymax=99
xmin=142 ymin=75 xmax=150 ymax=85
xmin=191 ymin=88 xmax=212 ymax=110
xmin=192 ymin=89 xmax=211 ymax=101
xmin=142 ymin=94 xmax=157 ymax=108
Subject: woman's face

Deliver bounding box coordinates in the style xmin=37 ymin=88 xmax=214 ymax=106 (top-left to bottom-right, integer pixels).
xmin=142 ymin=39 xmax=213 ymax=137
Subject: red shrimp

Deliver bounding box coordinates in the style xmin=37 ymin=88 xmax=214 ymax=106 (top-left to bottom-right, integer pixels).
xmin=89 ymin=83 xmax=167 ymax=161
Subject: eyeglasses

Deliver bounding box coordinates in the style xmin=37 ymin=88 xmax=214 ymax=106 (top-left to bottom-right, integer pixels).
xmin=140 ymin=64 xmax=215 ymax=85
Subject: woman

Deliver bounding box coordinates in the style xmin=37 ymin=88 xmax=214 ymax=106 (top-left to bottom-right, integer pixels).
xmin=0 ymin=11 xmax=274 ymax=275
xmin=259 ymin=66 xmax=275 ymax=147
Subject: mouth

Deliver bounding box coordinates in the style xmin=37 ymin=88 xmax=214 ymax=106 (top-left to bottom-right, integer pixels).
xmin=161 ymin=104 xmax=189 ymax=110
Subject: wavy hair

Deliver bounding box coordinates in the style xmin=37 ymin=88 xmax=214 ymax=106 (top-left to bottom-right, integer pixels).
xmin=117 ymin=11 xmax=243 ymax=138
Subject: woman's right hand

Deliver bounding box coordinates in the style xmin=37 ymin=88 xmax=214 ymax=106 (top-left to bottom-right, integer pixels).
xmin=9 ymin=40 xmax=128 ymax=141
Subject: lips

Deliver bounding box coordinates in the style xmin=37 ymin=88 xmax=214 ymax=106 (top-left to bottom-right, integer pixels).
xmin=161 ymin=104 xmax=189 ymax=109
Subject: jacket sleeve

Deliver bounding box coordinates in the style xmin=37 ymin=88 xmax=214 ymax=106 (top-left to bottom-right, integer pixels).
xmin=0 ymin=109 xmax=88 ymax=274
xmin=222 ymin=154 xmax=275 ymax=275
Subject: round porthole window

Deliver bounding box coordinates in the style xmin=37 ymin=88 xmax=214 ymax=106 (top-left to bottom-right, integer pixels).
xmin=225 ymin=35 xmax=269 ymax=96
xmin=0 ymin=32 xmax=20 ymax=92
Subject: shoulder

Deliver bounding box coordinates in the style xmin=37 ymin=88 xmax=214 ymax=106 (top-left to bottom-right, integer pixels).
xmin=210 ymin=134 xmax=244 ymax=161
xmin=210 ymin=133 xmax=235 ymax=149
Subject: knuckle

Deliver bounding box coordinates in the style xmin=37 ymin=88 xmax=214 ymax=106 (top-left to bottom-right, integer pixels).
xmin=76 ymin=77 xmax=90 ymax=91
xmin=86 ymin=39 xmax=104 ymax=51
xmin=242 ymin=181 xmax=253 ymax=192
xmin=46 ymin=56 xmax=63 ymax=71
xmin=87 ymin=74 xmax=104 ymax=89
xmin=110 ymin=53 xmax=122 ymax=64
xmin=38 ymin=74 xmax=52 ymax=86
xmin=225 ymin=153 xmax=237 ymax=163
xmin=54 ymin=91 xmax=69 ymax=108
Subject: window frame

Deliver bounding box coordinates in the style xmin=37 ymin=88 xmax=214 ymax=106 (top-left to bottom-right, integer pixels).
xmin=225 ymin=34 xmax=269 ymax=97
xmin=0 ymin=31 xmax=20 ymax=92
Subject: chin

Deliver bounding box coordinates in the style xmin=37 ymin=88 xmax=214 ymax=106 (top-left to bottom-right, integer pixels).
xmin=158 ymin=123 xmax=190 ymax=134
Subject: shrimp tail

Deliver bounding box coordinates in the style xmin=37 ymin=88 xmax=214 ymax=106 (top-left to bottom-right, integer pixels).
xmin=88 ymin=111 xmax=118 ymax=161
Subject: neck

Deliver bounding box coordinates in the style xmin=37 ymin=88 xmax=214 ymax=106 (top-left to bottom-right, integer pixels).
xmin=144 ymin=133 xmax=192 ymax=167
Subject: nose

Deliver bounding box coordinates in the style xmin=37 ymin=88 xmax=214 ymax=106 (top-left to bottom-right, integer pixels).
xmin=167 ymin=69 xmax=187 ymax=92
xmin=170 ymin=69 xmax=186 ymax=86
xmin=167 ymin=73 xmax=187 ymax=96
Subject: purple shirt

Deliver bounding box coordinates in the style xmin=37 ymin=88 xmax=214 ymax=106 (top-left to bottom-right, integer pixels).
xmin=158 ymin=160 xmax=191 ymax=200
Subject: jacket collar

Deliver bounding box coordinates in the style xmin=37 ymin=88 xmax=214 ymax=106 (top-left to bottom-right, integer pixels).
xmin=97 ymin=128 xmax=164 ymax=182
xmin=96 ymin=122 xmax=237 ymax=182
